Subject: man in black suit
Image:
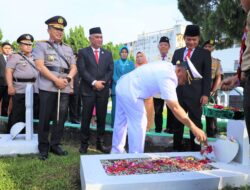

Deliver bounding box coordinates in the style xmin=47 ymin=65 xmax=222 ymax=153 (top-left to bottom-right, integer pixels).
xmin=171 ymin=25 xmax=211 ymax=151
xmin=0 ymin=42 xmax=12 ymax=116
xmin=77 ymin=27 xmax=113 ymax=154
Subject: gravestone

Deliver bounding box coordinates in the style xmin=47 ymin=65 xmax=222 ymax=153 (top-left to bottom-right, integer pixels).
xmin=80 ymin=116 xmax=250 ymax=189
xmin=227 ymin=119 xmax=249 ymax=165
xmin=0 ymin=84 xmax=38 ymax=156
xmin=80 ymin=152 xmax=250 ymax=190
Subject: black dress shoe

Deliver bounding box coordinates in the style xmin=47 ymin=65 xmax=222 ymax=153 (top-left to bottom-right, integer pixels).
xmin=96 ymin=144 xmax=110 ymax=154
xmin=164 ymin=128 xmax=174 ymax=134
xmin=50 ymin=146 xmax=68 ymax=156
xmin=38 ymin=152 xmax=48 ymax=160
xmin=70 ymin=119 xmax=80 ymax=124
xmin=155 ymin=130 xmax=162 ymax=133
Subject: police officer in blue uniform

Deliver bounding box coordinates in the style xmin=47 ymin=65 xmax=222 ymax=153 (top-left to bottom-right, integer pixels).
xmin=33 ymin=16 xmax=77 ymax=160
xmin=6 ymin=34 xmax=39 ymax=131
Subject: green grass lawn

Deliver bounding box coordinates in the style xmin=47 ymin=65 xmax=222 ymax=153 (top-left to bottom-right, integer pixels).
xmin=1 ymin=142 xmax=249 ymax=190
xmin=0 ymin=142 xmax=102 ymax=190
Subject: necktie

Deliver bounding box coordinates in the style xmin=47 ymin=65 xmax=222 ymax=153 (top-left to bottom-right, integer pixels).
xmin=94 ymin=50 xmax=99 ymax=64
xmin=162 ymin=55 xmax=166 ymax=61
xmin=185 ymin=48 xmax=192 ymax=60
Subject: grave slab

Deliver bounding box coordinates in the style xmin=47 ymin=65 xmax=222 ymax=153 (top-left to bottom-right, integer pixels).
xmin=0 ymin=134 xmax=38 ymax=155
xmin=80 ymin=152 xmax=250 ymax=190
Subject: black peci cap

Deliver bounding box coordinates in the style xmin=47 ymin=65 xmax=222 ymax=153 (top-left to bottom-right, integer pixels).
xmin=89 ymin=27 xmax=102 ymax=35
xmin=159 ymin=36 xmax=170 ymax=44
xmin=184 ymin=25 xmax=200 ymax=37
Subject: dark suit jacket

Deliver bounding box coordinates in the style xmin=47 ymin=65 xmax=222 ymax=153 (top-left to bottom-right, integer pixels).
xmin=0 ymin=54 xmax=7 ymax=86
xmin=77 ymin=46 xmax=114 ymax=97
xmin=172 ymin=47 xmax=211 ymax=100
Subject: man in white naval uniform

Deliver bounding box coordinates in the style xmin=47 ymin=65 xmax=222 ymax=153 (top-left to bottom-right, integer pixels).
xmin=111 ymin=59 xmax=207 ymax=153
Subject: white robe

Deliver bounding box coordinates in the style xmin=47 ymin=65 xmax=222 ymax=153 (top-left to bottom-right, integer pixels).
xmin=111 ymin=61 xmax=178 ymax=153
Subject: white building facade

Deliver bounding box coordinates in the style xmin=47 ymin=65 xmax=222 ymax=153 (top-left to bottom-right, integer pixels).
xmin=125 ymin=25 xmax=186 ymax=62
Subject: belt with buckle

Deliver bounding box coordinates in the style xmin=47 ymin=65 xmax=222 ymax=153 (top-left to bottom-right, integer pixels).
xmin=13 ymin=78 xmax=36 ymax=82
xmin=47 ymin=66 xmax=70 ymax=74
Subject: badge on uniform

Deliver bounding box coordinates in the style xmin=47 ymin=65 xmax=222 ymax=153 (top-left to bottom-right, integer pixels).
xmin=20 ymin=59 xmax=27 ymax=66
xmin=21 ymin=61 xmax=27 ymax=66
xmin=47 ymin=55 xmax=55 ymax=62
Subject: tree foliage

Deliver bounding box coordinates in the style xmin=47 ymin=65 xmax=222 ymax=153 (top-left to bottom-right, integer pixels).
xmin=178 ymin=0 xmax=246 ymax=49
xmin=11 ymin=41 xmax=19 ymax=52
xmin=63 ymin=26 xmax=89 ymax=53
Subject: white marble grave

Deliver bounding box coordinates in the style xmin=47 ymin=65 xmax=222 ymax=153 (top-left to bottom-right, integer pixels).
xmin=80 ymin=119 xmax=250 ymax=190
xmin=80 ymin=152 xmax=250 ymax=190
xmin=0 ymin=84 xmax=38 ymax=156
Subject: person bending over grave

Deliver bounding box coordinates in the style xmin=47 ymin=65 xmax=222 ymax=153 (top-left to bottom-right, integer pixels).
xmin=111 ymin=59 xmax=207 ymax=154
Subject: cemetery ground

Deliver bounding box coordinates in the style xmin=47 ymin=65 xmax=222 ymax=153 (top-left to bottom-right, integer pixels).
xmin=1 ymin=124 xmax=250 ymax=190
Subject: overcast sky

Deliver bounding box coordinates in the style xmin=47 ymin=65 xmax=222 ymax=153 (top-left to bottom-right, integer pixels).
xmin=0 ymin=0 xmax=188 ymax=44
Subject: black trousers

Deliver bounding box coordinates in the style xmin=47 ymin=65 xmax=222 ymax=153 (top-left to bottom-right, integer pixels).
xmin=244 ymin=72 xmax=250 ymax=144
xmin=205 ymin=95 xmax=217 ymax=137
xmin=80 ymin=94 xmax=108 ymax=146
xmin=153 ymin=98 xmax=175 ymax=133
xmin=172 ymin=98 xmax=203 ymax=151
xmin=38 ymin=90 xmax=69 ymax=153
xmin=153 ymin=98 xmax=166 ymax=132
xmin=166 ymin=107 xmax=175 ymax=132
xmin=68 ymin=93 xmax=81 ymax=121
xmin=205 ymin=117 xmax=217 ymax=137
xmin=0 ymin=86 xmax=9 ymax=116
xmin=7 ymin=93 xmax=39 ymax=132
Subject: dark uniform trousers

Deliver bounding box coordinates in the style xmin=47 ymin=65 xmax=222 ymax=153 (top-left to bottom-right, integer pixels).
xmin=153 ymin=98 xmax=166 ymax=132
xmin=153 ymin=98 xmax=175 ymax=133
xmin=38 ymin=90 xmax=69 ymax=153
xmin=80 ymin=94 xmax=108 ymax=147
xmin=0 ymin=86 xmax=9 ymax=116
xmin=68 ymin=74 xmax=81 ymax=122
xmin=244 ymin=71 xmax=250 ymax=144
xmin=69 ymin=93 xmax=81 ymax=121
xmin=7 ymin=93 xmax=39 ymax=132
xmin=205 ymin=94 xmax=218 ymax=137
xmin=173 ymin=98 xmax=203 ymax=151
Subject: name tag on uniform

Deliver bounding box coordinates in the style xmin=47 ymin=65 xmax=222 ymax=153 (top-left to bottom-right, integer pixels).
xmin=19 ymin=59 xmax=27 ymax=66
